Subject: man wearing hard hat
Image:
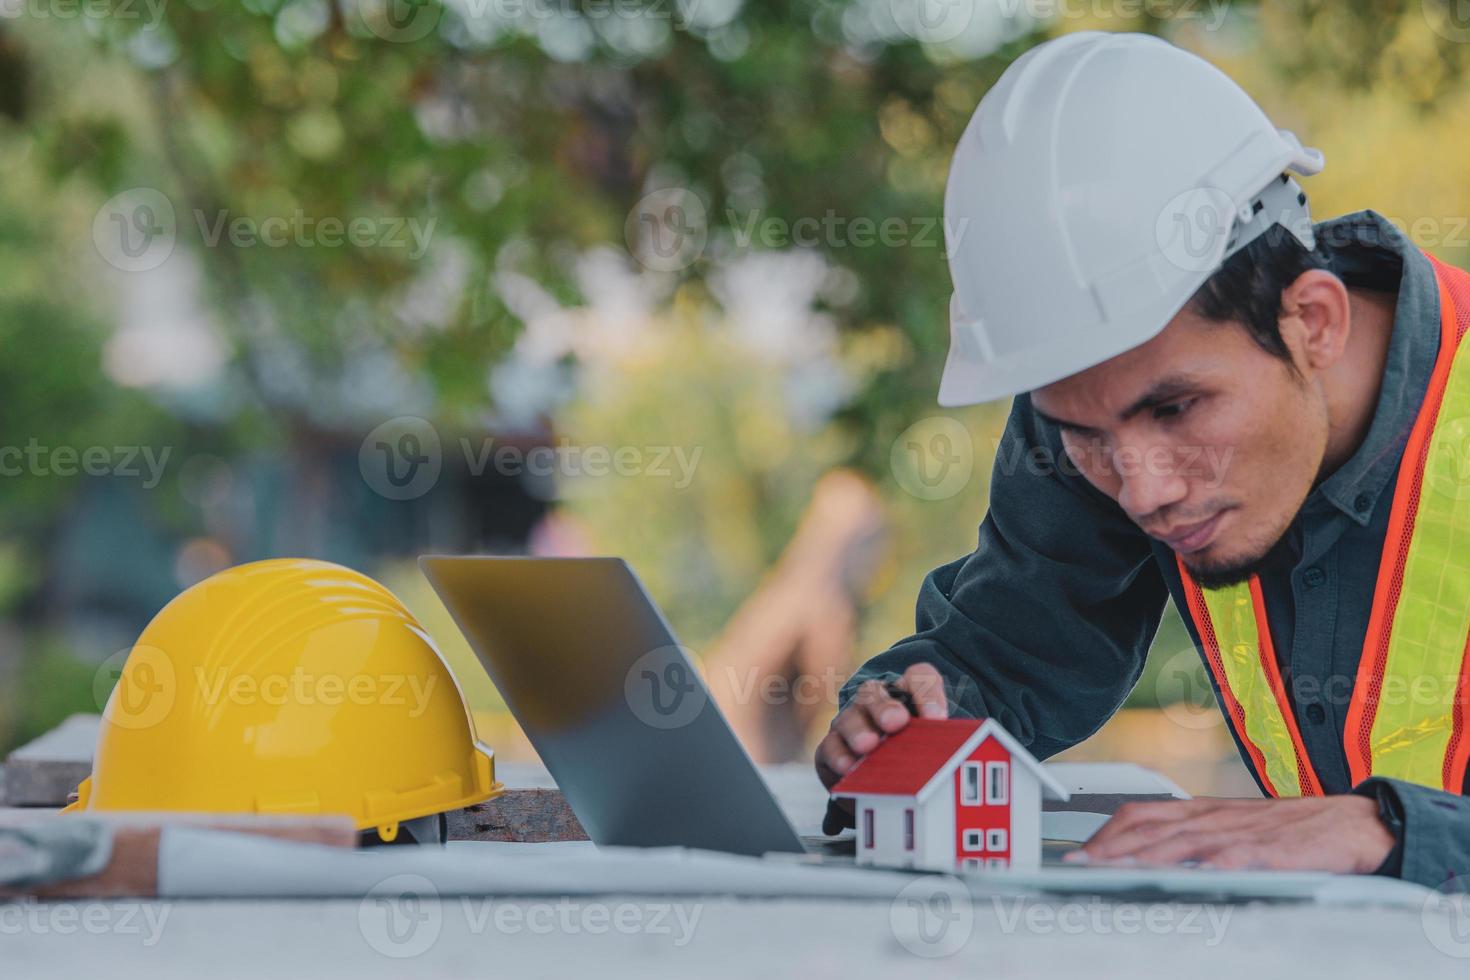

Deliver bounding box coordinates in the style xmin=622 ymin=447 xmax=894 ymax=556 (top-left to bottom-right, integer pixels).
xmin=817 ymin=31 xmax=1470 ymax=887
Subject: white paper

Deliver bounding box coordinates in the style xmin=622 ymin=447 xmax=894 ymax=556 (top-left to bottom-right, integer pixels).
xmin=157 ymin=827 xmax=1433 ymax=908
xmin=1041 ymin=811 xmax=1110 ymax=843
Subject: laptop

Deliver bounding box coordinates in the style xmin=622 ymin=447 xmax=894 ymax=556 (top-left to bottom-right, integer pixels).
xmin=419 ymin=555 xmax=815 ymax=857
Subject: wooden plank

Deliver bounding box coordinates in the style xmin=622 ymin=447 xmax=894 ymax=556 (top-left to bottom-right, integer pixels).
xmin=1 ymin=714 xmax=100 ymax=807
xmin=0 ymin=812 xmax=357 ymax=898
xmin=446 ymin=789 xmax=588 ymax=843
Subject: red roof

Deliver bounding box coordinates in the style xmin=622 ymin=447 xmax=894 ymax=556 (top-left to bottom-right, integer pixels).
xmin=830 ymin=718 xmax=987 ymax=796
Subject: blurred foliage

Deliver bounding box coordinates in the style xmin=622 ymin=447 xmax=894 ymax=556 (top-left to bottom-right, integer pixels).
xmin=6 ymin=0 xmax=1470 ymax=756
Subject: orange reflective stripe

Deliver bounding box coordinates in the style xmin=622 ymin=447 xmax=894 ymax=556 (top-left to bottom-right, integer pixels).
xmin=1448 ymin=630 xmax=1470 ymax=791
xmin=1248 ymin=577 xmax=1324 ymax=797
xmin=1177 ymin=560 xmax=1322 ymax=796
xmin=1177 ymin=561 xmax=1282 ymax=796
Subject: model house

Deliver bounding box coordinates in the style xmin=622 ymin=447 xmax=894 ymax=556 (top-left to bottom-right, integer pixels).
xmin=829 ymin=717 xmax=1069 ymax=871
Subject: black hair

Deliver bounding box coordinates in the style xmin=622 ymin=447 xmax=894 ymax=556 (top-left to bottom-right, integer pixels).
xmin=1189 ymin=219 xmax=1331 ymax=365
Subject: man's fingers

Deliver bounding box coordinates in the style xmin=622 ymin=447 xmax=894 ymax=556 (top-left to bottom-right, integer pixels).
xmin=821 ymin=798 xmax=855 ymax=835
xmin=1079 ymin=799 xmax=1214 ymax=856
xmin=1124 ymin=831 xmax=1237 ymax=867
xmin=816 ymin=666 xmax=949 ymax=792
xmin=815 ymin=731 xmax=856 ymax=788
xmin=895 ymin=663 xmax=948 ymax=719
xmin=1083 ymin=818 xmax=1194 ymax=861
xmin=1089 ymin=799 xmax=1211 ymax=835
xmin=836 ymin=680 xmax=910 ymax=749
xmin=1195 ymin=842 xmax=1268 ymax=871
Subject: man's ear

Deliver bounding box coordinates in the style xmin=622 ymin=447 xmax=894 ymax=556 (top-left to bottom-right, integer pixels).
xmin=1278 ymin=269 xmax=1351 ymax=375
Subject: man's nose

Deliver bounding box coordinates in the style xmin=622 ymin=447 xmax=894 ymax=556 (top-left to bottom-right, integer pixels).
xmin=1114 ymin=444 xmax=1190 ymax=519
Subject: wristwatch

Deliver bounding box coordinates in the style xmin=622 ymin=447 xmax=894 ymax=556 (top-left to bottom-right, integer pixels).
xmin=1351 ymin=780 xmax=1406 ymax=877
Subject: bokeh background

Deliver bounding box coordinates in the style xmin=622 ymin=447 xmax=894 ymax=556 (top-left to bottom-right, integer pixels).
xmin=4 ymin=0 xmax=1470 ymax=795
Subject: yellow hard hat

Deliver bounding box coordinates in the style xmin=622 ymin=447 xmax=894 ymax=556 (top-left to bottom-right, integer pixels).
xmin=64 ymin=558 xmax=502 ymax=842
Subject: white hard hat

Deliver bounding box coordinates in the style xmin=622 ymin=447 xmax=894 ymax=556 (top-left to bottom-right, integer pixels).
xmin=939 ymin=32 xmax=1324 ymax=407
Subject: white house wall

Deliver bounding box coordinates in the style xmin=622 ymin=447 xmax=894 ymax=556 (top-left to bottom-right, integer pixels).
xmin=855 ymin=795 xmax=919 ymax=868
xmin=1009 ymin=764 xmax=1042 ymax=870
xmin=920 ymin=784 xmax=953 ymax=870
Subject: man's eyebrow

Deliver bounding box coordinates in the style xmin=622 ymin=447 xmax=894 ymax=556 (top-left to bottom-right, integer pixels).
xmin=1032 ymin=375 xmax=1203 ymax=432
xmin=1119 ymin=376 xmax=1202 ymax=421
xmin=1031 ymin=405 xmax=1095 ymax=433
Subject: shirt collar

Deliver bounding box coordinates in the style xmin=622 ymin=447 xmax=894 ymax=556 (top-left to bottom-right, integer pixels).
xmin=1311 ymin=210 xmax=1441 ymax=525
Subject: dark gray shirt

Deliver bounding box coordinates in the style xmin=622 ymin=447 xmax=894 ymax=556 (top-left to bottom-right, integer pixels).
xmin=842 ymin=211 xmax=1470 ymax=888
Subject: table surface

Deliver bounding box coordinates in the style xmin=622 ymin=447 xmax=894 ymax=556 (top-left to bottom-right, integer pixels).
xmin=3 ymin=762 xmax=1461 ymax=976
xmin=3 ymin=891 xmax=1457 ymax=978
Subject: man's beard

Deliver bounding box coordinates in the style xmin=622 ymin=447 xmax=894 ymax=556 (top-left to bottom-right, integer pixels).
xmin=1183 ymin=525 xmax=1299 ymax=590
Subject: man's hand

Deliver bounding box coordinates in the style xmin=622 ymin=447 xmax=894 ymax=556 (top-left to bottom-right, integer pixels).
xmin=815 ymin=663 xmax=948 ymax=791
xmin=1068 ymin=795 xmax=1395 ymax=873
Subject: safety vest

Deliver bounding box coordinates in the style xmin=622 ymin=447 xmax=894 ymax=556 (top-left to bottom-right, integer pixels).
xmin=1177 ymin=252 xmax=1470 ymax=797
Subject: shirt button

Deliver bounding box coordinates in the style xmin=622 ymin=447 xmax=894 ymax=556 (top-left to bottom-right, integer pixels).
xmin=1303 ymin=567 xmax=1326 ymax=588
xmin=1354 ymin=492 xmax=1372 ymax=513
xmin=1306 ymin=703 xmax=1327 ymax=725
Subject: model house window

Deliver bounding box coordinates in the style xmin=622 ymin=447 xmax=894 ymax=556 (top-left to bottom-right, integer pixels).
xmin=903 ymin=809 xmax=915 ymax=851
xmin=963 ymin=858 xmax=983 ymax=871
xmin=985 ymin=761 xmax=1010 ymax=805
xmin=963 ymin=829 xmax=984 ymax=852
xmin=862 ymin=808 xmax=875 ymax=849
xmin=987 ymin=828 xmax=1007 ymax=852
xmin=961 ymin=762 xmax=982 ymax=804
xmin=986 ymin=857 xmax=1008 ymax=870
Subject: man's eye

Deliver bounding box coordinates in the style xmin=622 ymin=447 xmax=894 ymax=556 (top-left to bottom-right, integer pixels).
xmin=1153 ymin=399 xmax=1195 ymax=422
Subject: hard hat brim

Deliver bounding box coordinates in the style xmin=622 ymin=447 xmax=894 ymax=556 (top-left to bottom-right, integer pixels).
xmin=937 ymin=288 xmax=1199 ymax=407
